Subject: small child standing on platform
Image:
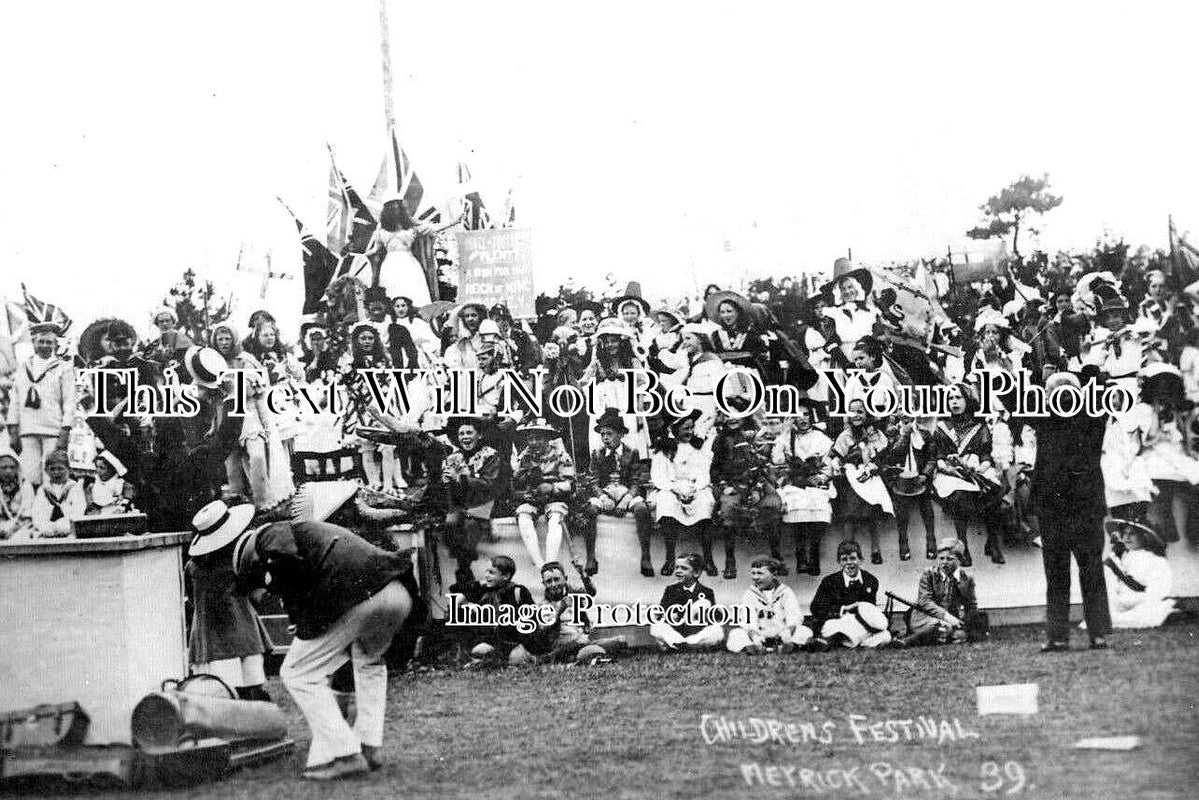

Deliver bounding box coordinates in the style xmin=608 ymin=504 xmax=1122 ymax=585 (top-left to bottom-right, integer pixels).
xmin=186 ymin=499 xmax=271 ymax=701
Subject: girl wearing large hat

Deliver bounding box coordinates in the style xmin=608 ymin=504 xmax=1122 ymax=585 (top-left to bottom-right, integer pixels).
xmin=651 ymin=409 xmax=718 ymax=576
xmin=210 ymin=324 xmax=296 ymax=511
xmin=705 ymin=290 xmax=767 ymax=392
xmin=648 ymin=304 xmax=687 ymax=374
xmin=661 ymin=322 xmax=735 ymax=439
xmin=819 ymin=258 xmax=880 ymax=359
xmin=612 ymin=282 xmax=658 ymax=354
xmin=1099 ymin=518 xmax=1176 ymax=629
xmin=583 ymin=318 xmax=652 ymax=458
xmin=1104 ymin=363 xmax=1199 ymax=543
xmin=185 ymin=499 xmax=270 ymax=701
xmin=771 ymin=397 xmax=835 ymax=575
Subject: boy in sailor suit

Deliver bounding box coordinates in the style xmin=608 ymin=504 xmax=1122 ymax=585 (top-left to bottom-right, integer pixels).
xmin=31 ymin=450 xmax=86 ymax=537
xmin=726 ymin=556 xmax=811 ymax=654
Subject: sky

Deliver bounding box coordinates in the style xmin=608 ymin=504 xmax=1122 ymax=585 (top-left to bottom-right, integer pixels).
xmin=1 ymin=1 xmax=1197 ymax=337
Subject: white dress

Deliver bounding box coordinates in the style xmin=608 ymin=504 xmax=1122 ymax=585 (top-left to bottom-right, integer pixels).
xmin=1106 ymin=549 xmax=1175 ymax=629
xmin=651 ymin=439 xmax=715 ymax=525
xmin=772 ymin=428 xmax=835 ymax=524
xmin=372 ymin=227 xmax=431 ymax=306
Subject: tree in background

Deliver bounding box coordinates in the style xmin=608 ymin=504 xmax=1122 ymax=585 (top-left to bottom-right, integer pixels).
xmin=967 ymin=174 xmax=1064 ymax=260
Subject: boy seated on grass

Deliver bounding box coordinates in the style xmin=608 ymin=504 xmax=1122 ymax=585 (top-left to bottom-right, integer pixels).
xmin=454 ymin=555 xmax=537 ymax=668
xmin=807 ymin=540 xmax=892 ymax=650
xmin=896 ymin=536 xmax=984 ymax=646
xmin=649 ymin=553 xmax=725 ymax=651
xmin=727 ymin=556 xmax=811 ymax=654
xmin=515 ymin=560 xmax=629 ymax=665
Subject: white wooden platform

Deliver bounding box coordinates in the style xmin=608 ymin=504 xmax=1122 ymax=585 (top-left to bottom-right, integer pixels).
xmin=426 ymin=506 xmax=1199 ymax=619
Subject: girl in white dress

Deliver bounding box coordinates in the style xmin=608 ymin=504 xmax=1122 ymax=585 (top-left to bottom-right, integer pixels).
xmin=1097 ymin=519 xmax=1175 ymax=629
xmin=582 ymin=319 xmax=652 ymax=457
xmin=366 ymin=201 xmax=462 ymax=306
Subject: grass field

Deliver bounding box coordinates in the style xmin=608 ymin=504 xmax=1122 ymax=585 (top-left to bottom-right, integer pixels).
xmin=12 ymin=622 xmax=1198 ymax=800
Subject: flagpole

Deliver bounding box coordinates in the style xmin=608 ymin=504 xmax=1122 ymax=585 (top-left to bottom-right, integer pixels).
xmin=378 ymin=0 xmax=396 ymax=131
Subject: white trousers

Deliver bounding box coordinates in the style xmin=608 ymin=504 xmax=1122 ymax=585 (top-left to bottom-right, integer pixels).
xmin=649 ymin=622 xmax=726 ymax=649
xmin=280 ymin=581 xmax=412 ymax=767
xmin=820 ymin=616 xmax=892 ymax=648
xmin=192 ymin=654 xmax=266 ymax=688
xmin=727 ymin=625 xmax=812 ymax=653
xmin=18 ymin=434 xmax=55 ymax=487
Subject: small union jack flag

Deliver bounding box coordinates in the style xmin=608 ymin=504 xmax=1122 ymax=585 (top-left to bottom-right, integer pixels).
xmin=21 ymin=284 xmax=71 ymax=335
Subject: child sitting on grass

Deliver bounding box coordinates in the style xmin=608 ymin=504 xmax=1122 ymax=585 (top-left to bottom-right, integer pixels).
xmin=454 ymin=555 xmax=537 ymax=668
xmin=727 ymin=556 xmax=811 ymax=654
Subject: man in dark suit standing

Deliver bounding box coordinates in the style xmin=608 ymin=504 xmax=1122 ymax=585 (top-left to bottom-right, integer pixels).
xmin=1032 ymin=369 xmax=1112 ymax=651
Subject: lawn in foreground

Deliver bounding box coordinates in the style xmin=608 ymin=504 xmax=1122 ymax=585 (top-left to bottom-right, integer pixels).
xmin=19 ymin=622 xmax=1199 ymax=800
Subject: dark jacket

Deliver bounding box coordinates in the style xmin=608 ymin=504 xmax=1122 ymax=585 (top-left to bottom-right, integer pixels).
xmin=458 ymin=579 xmax=535 ymax=646
xmin=255 ymin=520 xmax=410 ymax=640
xmin=659 ymin=580 xmax=717 ymax=636
xmin=387 ymin=323 xmax=420 ymax=370
xmin=587 ymin=443 xmax=649 ymax=493
xmin=809 ymin=569 xmax=881 ymax=628
xmin=913 ymin=567 xmax=978 ymax=628
xmin=1031 ymin=368 xmax=1108 ymax=532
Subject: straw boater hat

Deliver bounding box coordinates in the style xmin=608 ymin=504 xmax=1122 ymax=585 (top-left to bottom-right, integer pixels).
xmin=183 ymin=346 xmax=227 ymax=389
xmin=593 ymin=407 xmax=629 ymax=435
xmin=593 ymin=317 xmax=636 ymax=340
xmin=820 ymin=257 xmax=874 ymax=298
xmin=704 ymin=290 xmax=754 ymax=326
xmin=96 ymin=449 xmax=128 ymax=478
xmin=1104 ymin=517 xmax=1167 ymax=555
xmin=189 ymin=499 xmax=256 ymax=557
xmin=515 ymin=417 xmax=560 ymax=444
xmin=28 ymin=321 xmax=62 ymax=337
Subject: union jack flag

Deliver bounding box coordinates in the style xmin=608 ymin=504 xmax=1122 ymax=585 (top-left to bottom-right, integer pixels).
xmin=21 ymin=284 xmax=71 ymax=334
xmin=457 ymin=161 xmax=493 ymax=230
xmin=326 ymin=148 xmax=352 ymax=253
xmin=366 ymin=125 xmax=440 ymax=224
